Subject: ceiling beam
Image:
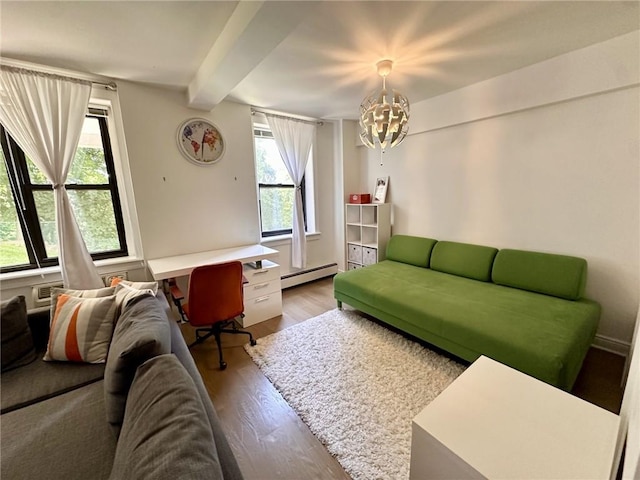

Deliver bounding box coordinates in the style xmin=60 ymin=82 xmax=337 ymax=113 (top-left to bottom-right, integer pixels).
xmin=187 ymin=1 xmax=314 ymax=111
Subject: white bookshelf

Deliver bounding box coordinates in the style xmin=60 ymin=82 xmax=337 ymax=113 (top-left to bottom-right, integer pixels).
xmin=345 ymin=203 xmax=391 ymax=270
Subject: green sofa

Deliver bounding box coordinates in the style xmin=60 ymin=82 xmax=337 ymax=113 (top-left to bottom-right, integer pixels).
xmin=334 ymin=235 xmax=600 ymax=390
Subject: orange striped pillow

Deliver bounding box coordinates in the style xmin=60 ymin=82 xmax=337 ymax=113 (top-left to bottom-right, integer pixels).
xmin=43 ymin=294 xmax=118 ymax=363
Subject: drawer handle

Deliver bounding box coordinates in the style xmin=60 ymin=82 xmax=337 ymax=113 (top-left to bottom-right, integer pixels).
xmin=253 ymin=283 xmax=269 ymax=290
xmin=253 ymin=269 xmax=269 ymax=275
xmin=254 ymin=296 xmax=270 ymax=303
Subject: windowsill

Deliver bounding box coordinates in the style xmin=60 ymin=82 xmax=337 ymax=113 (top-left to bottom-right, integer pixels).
xmin=0 ymin=255 xmax=146 ymax=289
xmin=261 ymin=231 xmax=321 ymax=247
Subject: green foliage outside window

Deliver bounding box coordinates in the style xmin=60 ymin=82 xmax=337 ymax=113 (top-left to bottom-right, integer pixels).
xmin=0 ymin=150 xmax=29 ymax=266
xmin=1 ymin=114 xmax=126 ymax=270
xmin=255 ymin=136 xmax=295 ymax=234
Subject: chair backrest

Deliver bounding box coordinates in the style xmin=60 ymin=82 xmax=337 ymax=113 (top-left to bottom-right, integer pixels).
xmin=187 ymin=261 xmax=244 ymax=326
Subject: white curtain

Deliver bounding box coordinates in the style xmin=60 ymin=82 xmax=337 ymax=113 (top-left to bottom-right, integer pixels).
xmin=266 ymin=114 xmax=315 ymax=269
xmin=0 ymin=66 xmax=103 ymax=288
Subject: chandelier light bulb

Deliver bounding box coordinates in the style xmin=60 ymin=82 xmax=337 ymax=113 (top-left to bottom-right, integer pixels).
xmin=376 ymin=59 xmax=393 ymax=78
xmin=359 ymin=59 xmax=410 ymax=150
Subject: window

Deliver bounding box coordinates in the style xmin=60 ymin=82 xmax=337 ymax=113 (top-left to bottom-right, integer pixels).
xmin=254 ymin=127 xmax=311 ymax=237
xmin=0 ymin=112 xmax=127 ymax=272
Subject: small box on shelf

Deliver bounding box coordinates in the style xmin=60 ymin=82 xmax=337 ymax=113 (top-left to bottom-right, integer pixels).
xmin=348 ymin=244 xmax=363 ymax=263
xmin=349 ymin=193 xmax=371 ymax=204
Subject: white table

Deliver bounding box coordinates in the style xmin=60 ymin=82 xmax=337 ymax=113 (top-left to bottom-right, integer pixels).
xmin=146 ymin=244 xmax=282 ymax=326
xmin=410 ymin=356 xmax=620 ymax=479
xmin=146 ymin=244 xmax=279 ymax=280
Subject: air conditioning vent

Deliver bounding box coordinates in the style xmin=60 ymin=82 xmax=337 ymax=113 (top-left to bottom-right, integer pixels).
xmin=32 ymin=282 xmax=64 ymax=307
xmin=102 ymin=271 xmax=129 ymax=287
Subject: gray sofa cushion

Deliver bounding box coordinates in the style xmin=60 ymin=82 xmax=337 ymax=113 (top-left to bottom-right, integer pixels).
xmin=109 ymin=354 xmax=223 ymax=480
xmin=1 ymin=357 xmax=104 ymax=414
xmin=1 ymin=381 xmax=115 ymax=480
xmin=169 ymin=319 xmax=244 ymax=480
xmin=104 ymin=295 xmax=171 ymax=434
xmin=1 ymin=295 xmax=36 ymax=372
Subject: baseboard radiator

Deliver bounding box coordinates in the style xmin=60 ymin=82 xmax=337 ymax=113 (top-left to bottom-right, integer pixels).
xmin=281 ymin=263 xmax=338 ymax=289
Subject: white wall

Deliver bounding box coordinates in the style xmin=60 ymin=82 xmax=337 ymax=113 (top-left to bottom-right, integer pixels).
xmin=117 ymin=81 xmax=338 ymax=278
xmin=615 ymin=309 xmax=640 ymax=478
xmin=361 ymin=31 xmax=640 ymax=351
xmin=334 ymin=119 xmax=362 ymax=272
xmin=117 ymin=82 xmax=260 ymax=260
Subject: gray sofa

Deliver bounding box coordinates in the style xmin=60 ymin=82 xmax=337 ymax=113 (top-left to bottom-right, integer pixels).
xmin=1 ymin=292 xmax=243 ymax=480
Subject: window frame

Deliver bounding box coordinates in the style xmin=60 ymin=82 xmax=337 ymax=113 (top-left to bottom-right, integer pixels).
xmin=254 ymin=126 xmax=308 ymax=238
xmin=0 ymin=114 xmax=128 ymax=273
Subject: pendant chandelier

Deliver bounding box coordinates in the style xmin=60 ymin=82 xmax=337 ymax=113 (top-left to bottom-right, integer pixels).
xmin=359 ymin=59 xmax=410 ymax=150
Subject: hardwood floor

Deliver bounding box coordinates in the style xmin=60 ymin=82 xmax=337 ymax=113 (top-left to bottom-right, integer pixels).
xmin=179 ymin=276 xmax=625 ymax=480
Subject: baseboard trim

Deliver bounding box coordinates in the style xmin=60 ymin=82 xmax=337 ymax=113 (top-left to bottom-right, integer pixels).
xmin=593 ymin=334 xmax=629 ymax=358
xmin=281 ymin=263 xmax=338 ymax=289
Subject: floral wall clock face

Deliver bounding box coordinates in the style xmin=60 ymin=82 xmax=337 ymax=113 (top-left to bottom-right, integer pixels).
xmin=177 ymin=118 xmax=225 ymax=166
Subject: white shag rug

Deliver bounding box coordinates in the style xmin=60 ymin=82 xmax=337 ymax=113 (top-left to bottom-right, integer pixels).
xmin=244 ymin=309 xmax=466 ymax=480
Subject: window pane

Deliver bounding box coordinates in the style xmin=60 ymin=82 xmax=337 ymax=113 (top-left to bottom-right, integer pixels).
xmin=259 ymin=187 xmax=294 ymax=233
xmin=32 ymin=191 xmax=57 ymax=258
xmin=26 ymin=157 xmax=49 ymax=185
xmin=33 ymin=189 xmax=120 ymax=256
xmin=69 ymin=117 xmax=109 ymax=184
xmin=255 ymin=137 xmax=292 ymax=184
xmin=25 ymin=117 xmax=109 ymax=185
xmin=68 ymin=190 xmax=120 ymax=252
xmin=0 ymin=151 xmax=30 ymax=267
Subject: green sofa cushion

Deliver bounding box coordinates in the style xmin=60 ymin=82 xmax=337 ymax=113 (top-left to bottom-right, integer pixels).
xmin=430 ymin=241 xmax=498 ymax=282
xmin=492 ymin=249 xmax=587 ymax=300
xmin=386 ymin=235 xmax=438 ymax=268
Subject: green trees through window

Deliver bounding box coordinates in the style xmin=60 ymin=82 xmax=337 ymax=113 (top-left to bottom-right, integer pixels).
xmin=0 ymin=114 xmax=127 ymax=272
xmin=254 ymin=128 xmax=306 ymax=237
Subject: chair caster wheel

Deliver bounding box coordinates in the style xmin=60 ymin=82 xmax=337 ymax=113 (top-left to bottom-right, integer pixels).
xmin=250 ymin=339 xmax=257 ymax=346
xmin=219 ymin=362 xmax=227 ymax=370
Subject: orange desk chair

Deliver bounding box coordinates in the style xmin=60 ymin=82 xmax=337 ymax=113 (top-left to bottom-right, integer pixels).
xmin=170 ymin=261 xmax=256 ymax=370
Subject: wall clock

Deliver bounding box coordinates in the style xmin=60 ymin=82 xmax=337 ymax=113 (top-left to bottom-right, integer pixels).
xmin=177 ymin=118 xmax=225 ymax=166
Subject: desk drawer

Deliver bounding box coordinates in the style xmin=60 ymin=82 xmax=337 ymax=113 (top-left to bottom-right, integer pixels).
xmin=244 ymin=279 xmax=280 ymax=300
xmin=240 ymin=290 xmax=282 ymax=327
xmin=243 ymin=261 xmax=280 ymax=284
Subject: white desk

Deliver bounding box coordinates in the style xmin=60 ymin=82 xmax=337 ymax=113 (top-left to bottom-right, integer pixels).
xmin=146 ymin=244 xmax=279 ymax=281
xmin=410 ymin=356 xmax=619 ymax=480
xmin=146 ymin=244 xmax=281 ymax=327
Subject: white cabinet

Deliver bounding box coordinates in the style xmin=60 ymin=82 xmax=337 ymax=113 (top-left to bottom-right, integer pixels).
xmin=239 ymin=260 xmax=282 ymax=327
xmin=410 ymin=356 xmax=619 ymax=479
xmin=345 ymin=203 xmax=391 ymax=269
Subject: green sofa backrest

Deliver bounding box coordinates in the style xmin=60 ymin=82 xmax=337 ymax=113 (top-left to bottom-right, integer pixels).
xmin=492 ymin=249 xmax=587 ymax=300
xmin=430 ymin=241 xmax=498 ymax=282
xmin=386 ymin=235 xmax=438 ymax=268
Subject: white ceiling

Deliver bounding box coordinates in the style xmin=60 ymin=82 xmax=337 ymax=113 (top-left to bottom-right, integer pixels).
xmin=1 ymin=1 xmax=638 ymax=120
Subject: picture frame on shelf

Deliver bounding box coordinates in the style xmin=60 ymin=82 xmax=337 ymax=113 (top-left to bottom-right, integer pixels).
xmin=373 ymin=176 xmax=389 ymax=203
xmin=177 ymin=118 xmax=225 ymax=166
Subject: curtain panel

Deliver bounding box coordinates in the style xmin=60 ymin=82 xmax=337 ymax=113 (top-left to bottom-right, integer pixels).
xmin=265 ymin=114 xmax=315 ymax=269
xmin=0 ymin=65 xmax=103 ymax=288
